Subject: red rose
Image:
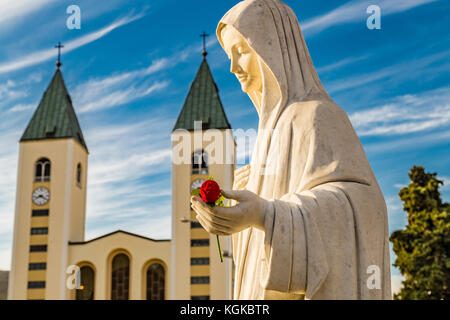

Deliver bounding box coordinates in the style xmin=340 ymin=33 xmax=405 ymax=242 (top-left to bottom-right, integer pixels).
xmin=200 ymin=180 xmax=221 ymax=204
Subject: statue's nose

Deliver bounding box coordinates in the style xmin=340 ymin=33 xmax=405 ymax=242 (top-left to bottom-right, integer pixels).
xmin=230 ymin=56 xmax=240 ymax=74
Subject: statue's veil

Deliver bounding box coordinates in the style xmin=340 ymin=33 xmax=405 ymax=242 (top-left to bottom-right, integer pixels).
xmin=217 ymin=0 xmax=330 ymax=195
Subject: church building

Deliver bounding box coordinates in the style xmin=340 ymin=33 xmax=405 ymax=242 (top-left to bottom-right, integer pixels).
xmin=7 ymin=47 xmax=236 ymax=300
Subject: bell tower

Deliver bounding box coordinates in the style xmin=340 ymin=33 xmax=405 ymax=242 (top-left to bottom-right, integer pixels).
xmin=171 ymin=44 xmax=236 ymax=299
xmin=8 ymin=59 xmax=88 ymax=300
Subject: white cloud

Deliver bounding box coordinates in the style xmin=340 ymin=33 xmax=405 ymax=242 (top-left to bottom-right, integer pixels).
xmin=70 ymin=37 xmax=221 ymax=114
xmin=144 ymin=58 xmax=170 ymax=75
xmin=0 ymin=246 xmax=12 ymax=270
xmin=386 ymin=196 xmax=403 ymax=216
xmin=0 ymin=0 xmax=56 ymax=29
xmin=393 ymin=176 xmax=449 ymax=194
xmin=75 ymin=79 xmax=169 ymax=114
xmin=327 ymin=67 xmax=394 ymax=94
xmin=326 ymin=49 xmax=450 ymax=94
xmin=440 ymin=176 xmax=450 ymax=190
xmin=316 ymin=54 xmax=371 ymax=74
xmin=0 ymin=81 xmax=28 ymax=106
xmin=391 ymin=274 xmax=405 ymax=296
xmin=0 ymin=13 xmax=144 ymax=75
xmin=233 ymin=128 xmax=257 ymax=165
xmin=302 ymin=0 xmax=438 ymax=35
xmin=85 ymin=211 xmax=171 ymax=241
xmin=350 ymin=86 xmax=450 ymax=136
xmin=0 ymin=131 xmax=20 ymax=269
xmin=82 ymin=117 xmax=174 ymax=240
xmin=0 ymin=72 xmax=44 ymax=110
xmin=358 ymin=117 xmax=449 ymax=136
xmin=366 ymin=129 xmax=450 ymax=154
xmin=64 ymin=13 xmax=144 ymax=51
xmin=8 ymin=104 xmax=34 ymax=113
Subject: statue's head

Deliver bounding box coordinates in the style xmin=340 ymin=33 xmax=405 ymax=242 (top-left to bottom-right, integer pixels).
xmin=217 ymin=0 xmax=328 ymax=129
xmin=220 ymin=25 xmax=262 ymax=94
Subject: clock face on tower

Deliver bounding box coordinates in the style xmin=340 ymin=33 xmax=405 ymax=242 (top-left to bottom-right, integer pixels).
xmin=32 ymin=187 xmax=50 ymax=206
xmin=190 ymin=179 xmax=205 ymax=192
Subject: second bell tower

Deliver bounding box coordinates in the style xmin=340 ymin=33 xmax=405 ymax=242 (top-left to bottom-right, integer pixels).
xmin=171 ymin=49 xmax=236 ymax=300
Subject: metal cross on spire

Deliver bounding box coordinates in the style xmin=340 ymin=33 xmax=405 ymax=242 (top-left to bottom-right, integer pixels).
xmin=55 ymin=42 xmax=64 ymax=68
xmin=200 ymin=31 xmax=209 ymax=58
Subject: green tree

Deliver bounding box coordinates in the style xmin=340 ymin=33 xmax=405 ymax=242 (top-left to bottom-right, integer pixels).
xmin=390 ymin=166 xmax=449 ymax=300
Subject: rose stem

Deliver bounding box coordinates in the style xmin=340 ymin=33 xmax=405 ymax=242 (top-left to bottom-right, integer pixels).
xmin=216 ymin=235 xmax=223 ymax=263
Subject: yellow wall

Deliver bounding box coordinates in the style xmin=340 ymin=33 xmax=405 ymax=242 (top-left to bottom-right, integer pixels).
xmin=189 ymin=207 xmax=211 ymax=297
xmin=171 ymin=129 xmax=235 ymax=299
xmin=27 ymin=270 xmax=46 ymax=281
xmin=69 ymin=141 xmax=88 ymax=243
xmin=30 ymin=216 xmax=49 ymax=228
xmin=29 ymin=253 xmax=47 ymax=263
xmin=27 ymin=289 xmax=45 ymax=300
xmin=68 ymin=231 xmax=171 ymax=300
xmin=8 ymin=138 xmax=88 ymax=300
xmin=26 ymin=182 xmax=50 ymax=300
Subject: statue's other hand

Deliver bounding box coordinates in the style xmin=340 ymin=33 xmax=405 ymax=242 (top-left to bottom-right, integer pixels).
xmin=233 ymin=164 xmax=251 ymax=190
xmin=190 ymin=188 xmax=268 ymax=236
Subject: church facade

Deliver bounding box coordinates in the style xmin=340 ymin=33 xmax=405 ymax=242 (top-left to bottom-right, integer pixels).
xmin=7 ymin=52 xmax=236 ymax=300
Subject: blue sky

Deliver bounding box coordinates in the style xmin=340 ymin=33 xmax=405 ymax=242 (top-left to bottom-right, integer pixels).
xmin=0 ymin=0 xmax=449 ymax=295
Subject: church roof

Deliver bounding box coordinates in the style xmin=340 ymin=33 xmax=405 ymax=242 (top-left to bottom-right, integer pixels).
xmin=68 ymin=230 xmax=170 ymax=245
xmin=172 ymin=57 xmax=232 ymax=132
xmin=20 ymin=69 xmax=88 ymax=151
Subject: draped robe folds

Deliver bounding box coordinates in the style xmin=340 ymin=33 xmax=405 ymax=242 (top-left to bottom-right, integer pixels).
xmin=217 ymin=0 xmax=391 ymax=300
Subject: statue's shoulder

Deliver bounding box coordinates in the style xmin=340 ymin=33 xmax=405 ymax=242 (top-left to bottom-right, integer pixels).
xmin=313 ymin=100 xmax=349 ymax=123
xmin=284 ymin=99 xmax=346 ymax=129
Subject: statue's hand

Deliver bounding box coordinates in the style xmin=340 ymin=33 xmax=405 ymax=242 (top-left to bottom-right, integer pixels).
xmin=190 ymin=189 xmax=268 ymax=236
xmin=233 ymin=164 xmax=250 ymax=190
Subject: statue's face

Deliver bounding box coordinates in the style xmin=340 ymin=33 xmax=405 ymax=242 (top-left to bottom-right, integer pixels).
xmin=221 ymin=25 xmax=262 ymax=93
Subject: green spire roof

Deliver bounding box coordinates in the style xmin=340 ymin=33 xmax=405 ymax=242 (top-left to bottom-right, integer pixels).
xmin=173 ymin=58 xmax=232 ymax=132
xmin=20 ymin=69 xmax=88 ymax=151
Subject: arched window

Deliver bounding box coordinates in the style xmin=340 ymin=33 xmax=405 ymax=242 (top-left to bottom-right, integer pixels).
xmin=111 ymin=254 xmax=129 ymax=300
xmin=76 ymin=266 xmax=95 ymax=300
xmin=192 ymin=149 xmax=208 ymax=174
xmin=76 ymin=163 xmax=82 ymax=186
xmin=35 ymin=158 xmax=51 ymax=182
xmin=146 ymin=263 xmax=165 ymax=300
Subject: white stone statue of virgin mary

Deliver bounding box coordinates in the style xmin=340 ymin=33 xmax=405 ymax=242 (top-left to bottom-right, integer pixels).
xmin=191 ymin=0 xmax=391 ymax=300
